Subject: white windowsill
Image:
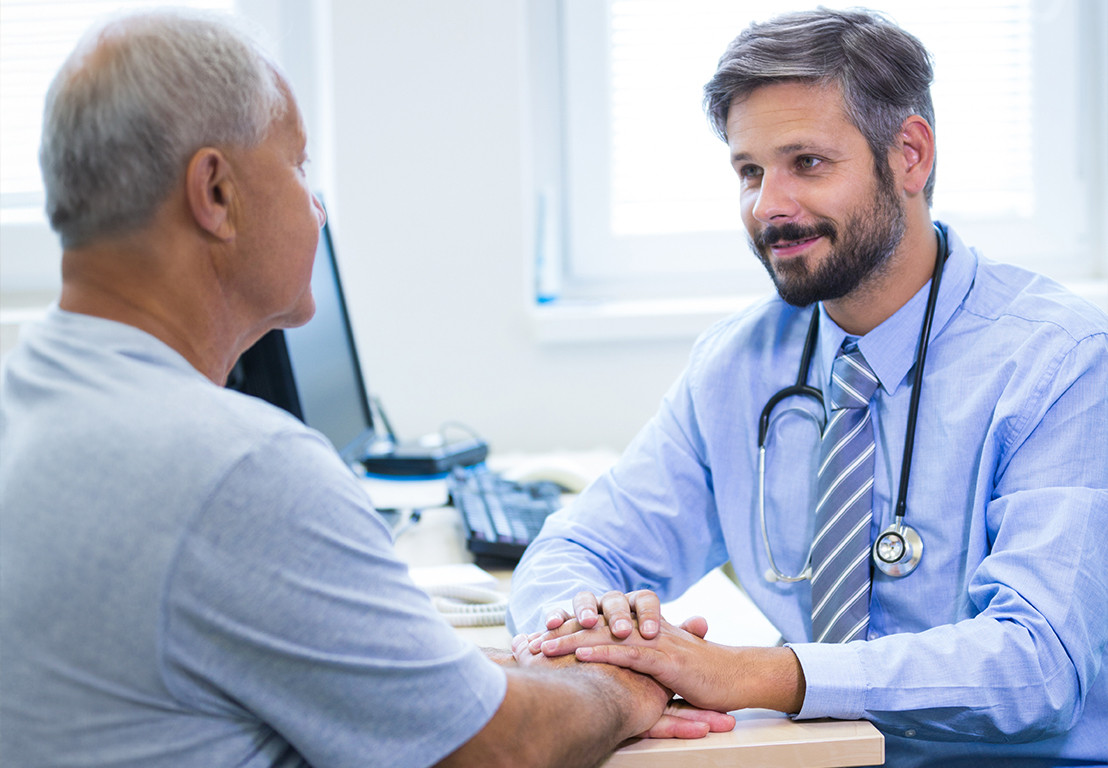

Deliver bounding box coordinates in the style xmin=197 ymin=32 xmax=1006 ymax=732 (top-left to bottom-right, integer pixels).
xmin=530 ymin=294 xmax=764 ymax=344
xmin=532 ymin=279 xmax=1108 ymax=345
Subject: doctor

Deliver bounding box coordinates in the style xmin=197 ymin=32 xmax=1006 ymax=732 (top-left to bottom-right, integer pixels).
xmin=509 ymin=8 xmax=1108 ymax=766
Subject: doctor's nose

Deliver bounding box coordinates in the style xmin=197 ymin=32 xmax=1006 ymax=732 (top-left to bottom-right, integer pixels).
xmin=751 ymin=173 xmax=800 ymax=224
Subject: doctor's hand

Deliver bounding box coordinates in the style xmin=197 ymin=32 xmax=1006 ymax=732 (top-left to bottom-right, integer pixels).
xmin=523 ymin=615 xmax=805 ymax=715
xmin=544 ymin=589 xmax=665 ymax=640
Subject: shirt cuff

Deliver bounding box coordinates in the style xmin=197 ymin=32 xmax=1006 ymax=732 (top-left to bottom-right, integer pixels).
xmin=786 ymin=641 xmax=867 ymax=720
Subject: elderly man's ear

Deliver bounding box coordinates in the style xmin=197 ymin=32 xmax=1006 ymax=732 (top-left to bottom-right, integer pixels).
xmin=186 ymin=148 xmax=236 ymax=241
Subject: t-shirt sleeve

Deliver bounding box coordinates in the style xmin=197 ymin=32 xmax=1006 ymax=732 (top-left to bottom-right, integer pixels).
xmin=159 ymin=429 xmax=506 ymax=768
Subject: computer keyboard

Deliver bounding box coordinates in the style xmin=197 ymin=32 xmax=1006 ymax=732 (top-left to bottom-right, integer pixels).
xmin=447 ymin=465 xmax=566 ymax=562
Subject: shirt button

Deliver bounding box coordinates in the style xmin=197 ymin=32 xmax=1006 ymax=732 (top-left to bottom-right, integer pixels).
xmin=904 ymin=729 xmax=917 ymax=738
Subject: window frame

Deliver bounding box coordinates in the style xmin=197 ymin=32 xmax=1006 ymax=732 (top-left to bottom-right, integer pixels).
xmin=0 ymin=0 xmax=330 ymax=295
xmin=548 ymin=0 xmax=1107 ymax=304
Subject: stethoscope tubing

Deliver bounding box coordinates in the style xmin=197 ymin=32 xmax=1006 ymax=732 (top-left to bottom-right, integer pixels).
xmin=757 ymin=223 xmax=949 ymax=583
xmin=892 ymin=225 xmax=947 ymax=522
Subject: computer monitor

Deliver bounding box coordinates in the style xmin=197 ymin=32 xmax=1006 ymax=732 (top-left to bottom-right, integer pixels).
xmin=226 ymin=207 xmax=487 ymax=476
xmin=226 ymin=215 xmax=377 ymax=464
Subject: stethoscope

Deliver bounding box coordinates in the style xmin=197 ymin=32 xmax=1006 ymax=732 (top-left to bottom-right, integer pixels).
xmin=758 ymin=222 xmax=948 ymax=583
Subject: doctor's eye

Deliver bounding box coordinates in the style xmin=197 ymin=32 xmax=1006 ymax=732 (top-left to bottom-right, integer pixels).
xmin=796 ymin=156 xmax=824 ymax=171
xmin=737 ymin=164 xmax=763 ymax=181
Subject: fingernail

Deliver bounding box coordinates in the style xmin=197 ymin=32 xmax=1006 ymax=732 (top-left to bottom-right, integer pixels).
xmin=614 ymin=619 xmax=632 ymax=634
xmin=577 ymin=647 xmax=593 ymax=659
xmin=642 ymin=620 xmax=658 ymax=635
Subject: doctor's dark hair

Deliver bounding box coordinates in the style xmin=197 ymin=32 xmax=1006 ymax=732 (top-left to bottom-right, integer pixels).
xmin=39 ymin=9 xmax=287 ymax=248
xmin=703 ymin=7 xmax=936 ymax=204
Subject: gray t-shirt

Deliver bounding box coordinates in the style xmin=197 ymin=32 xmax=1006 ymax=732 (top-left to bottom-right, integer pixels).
xmin=0 ymin=308 xmax=506 ymax=768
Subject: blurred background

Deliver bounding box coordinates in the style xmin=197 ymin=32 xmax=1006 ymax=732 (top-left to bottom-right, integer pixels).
xmin=3 ymin=0 xmax=1105 ymax=454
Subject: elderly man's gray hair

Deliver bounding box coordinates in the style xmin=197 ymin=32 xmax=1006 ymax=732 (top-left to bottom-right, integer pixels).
xmin=39 ymin=9 xmax=287 ymax=248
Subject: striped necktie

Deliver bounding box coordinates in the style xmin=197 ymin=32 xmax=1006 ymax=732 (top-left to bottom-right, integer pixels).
xmin=810 ymin=342 xmax=880 ymax=643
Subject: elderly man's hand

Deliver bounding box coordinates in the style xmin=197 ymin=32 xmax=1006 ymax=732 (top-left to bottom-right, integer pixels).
xmin=544 ymin=589 xmax=665 ymax=640
xmin=510 ymin=631 xmax=734 ymax=739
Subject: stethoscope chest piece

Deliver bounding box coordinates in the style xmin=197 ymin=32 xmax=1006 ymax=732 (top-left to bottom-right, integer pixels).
xmin=873 ymin=520 xmax=923 ymax=577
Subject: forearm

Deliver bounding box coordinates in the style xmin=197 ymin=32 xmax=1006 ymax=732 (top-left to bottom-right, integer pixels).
xmin=508 ymin=395 xmax=726 ymax=636
xmin=509 ymin=512 xmax=723 ymax=636
xmin=506 ymin=667 xmax=652 ymax=765
xmin=508 ymin=536 xmax=624 ymax=635
xmin=437 ymin=661 xmax=664 ymax=768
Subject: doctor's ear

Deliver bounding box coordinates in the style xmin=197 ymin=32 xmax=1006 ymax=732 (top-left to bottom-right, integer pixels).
xmin=185 ymin=147 xmax=236 ymax=241
xmin=895 ymin=115 xmax=935 ymax=197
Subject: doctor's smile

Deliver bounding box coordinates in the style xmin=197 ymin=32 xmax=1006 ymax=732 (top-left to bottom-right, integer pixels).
xmin=757 ymin=221 xmax=837 ymax=259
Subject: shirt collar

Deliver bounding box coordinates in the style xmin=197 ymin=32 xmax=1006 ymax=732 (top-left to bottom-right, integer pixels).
xmin=816 ymin=222 xmax=977 ymax=397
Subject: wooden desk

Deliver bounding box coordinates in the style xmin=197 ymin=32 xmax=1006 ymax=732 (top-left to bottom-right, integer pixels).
xmin=383 ymin=490 xmax=885 ymax=767
xmin=602 ymin=710 xmax=881 ymax=768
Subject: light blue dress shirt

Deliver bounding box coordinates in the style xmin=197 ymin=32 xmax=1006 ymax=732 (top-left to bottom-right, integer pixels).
xmin=508 ymin=225 xmax=1108 ymax=766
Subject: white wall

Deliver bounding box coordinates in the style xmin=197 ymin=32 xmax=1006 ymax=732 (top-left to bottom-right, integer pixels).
xmin=322 ymin=0 xmax=698 ymax=454
xmin=316 ymin=1 xmax=695 ymax=454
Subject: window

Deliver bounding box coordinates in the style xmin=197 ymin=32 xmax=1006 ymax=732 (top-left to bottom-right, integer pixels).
xmin=0 ymin=0 xmax=235 ymax=212
xmin=0 ymin=0 xmax=326 ymax=295
xmin=552 ymin=0 xmax=1106 ymax=301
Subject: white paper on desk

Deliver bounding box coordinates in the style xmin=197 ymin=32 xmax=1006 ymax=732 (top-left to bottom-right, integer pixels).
xmin=409 ymin=563 xmax=499 ymax=591
xmin=662 ymin=569 xmax=781 ymax=648
xmin=359 ymin=475 xmax=449 ymax=511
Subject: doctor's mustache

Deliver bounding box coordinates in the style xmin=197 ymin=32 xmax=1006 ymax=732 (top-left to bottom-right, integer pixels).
xmin=755 ymin=220 xmax=838 ymax=249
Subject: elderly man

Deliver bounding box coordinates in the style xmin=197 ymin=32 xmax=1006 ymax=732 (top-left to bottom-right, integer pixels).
xmin=510 ymin=8 xmax=1108 ymax=767
xmin=0 ymin=10 xmax=731 ymax=768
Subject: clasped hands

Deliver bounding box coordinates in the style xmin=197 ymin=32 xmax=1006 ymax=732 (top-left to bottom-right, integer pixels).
xmin=512 ymin=589 xmax=738 ymax=738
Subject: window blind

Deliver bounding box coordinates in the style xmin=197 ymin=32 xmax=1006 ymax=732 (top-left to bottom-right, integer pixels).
xmin=607 ymin=0 xmax=1034 ymax=237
